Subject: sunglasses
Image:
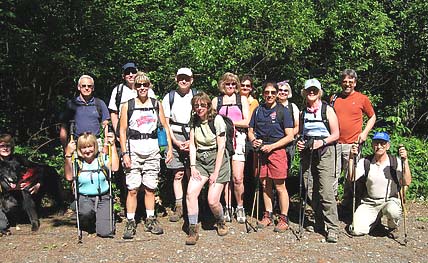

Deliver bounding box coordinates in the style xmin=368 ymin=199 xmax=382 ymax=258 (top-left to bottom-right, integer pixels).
xmin=81 ymin=84 xmax=93 ymax=88
xmin=177 ymin=76 xmax=192 ymax=82
xmin=193 ymin=103 xmax=208 ymax=109
xmin=373 ymin=140 xmax=388 ymax=146
xmin=278 ymin=88 xmax=288 ymax=93
xmin=225 ymin=82 xmax=237 ymax=87
xmin=263 ymin=90 xmax=277 ymax=96
xmin=0 ymin=144 xmax=11 ymax=149
xmin=306 ymin=87 xmax=319 ymax=94
xmin=124 ymin=68 xmax=137 ymax=76
xmin=241 ymin=84 xmax=252 ymax=88
xmin=135 ymin=82 xmax=150 ymax=88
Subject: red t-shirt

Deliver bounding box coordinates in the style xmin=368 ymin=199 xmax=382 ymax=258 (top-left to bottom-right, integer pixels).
xmin=332 ymin=91 xmax=375 ymax=144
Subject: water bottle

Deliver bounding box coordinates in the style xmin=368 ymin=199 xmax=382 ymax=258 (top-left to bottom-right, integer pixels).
xmin=157 ymin=127 xmax=168 ymax=147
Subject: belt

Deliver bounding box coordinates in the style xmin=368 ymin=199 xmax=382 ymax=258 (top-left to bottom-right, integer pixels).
xmin=236 ymin=127 xmax=247 ymax=133
xmin=129 ymin=133 xmax=157 ymax=140
xmin=196 ymin=147 xmax=217 ymax=153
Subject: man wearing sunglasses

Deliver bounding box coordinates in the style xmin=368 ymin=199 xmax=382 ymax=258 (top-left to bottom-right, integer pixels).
xmin=60 ymin=75 xmax=110 ymax=149
xmin=108 ymin=62 xmax=156 ymax=134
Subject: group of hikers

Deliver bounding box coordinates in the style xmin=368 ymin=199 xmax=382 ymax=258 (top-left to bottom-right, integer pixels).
xmin=0 ymin=63 xmax=412 ymax=246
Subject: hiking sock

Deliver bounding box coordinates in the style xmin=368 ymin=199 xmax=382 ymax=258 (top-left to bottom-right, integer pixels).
xmin=188 ymin=214 xmax=198 ymax=225
xmin=146 ymin=210 xmax=155 ymax=218
xmin=214 ymin=208 xmax=225 ymax=221
xmin=175 ymin=198 xmax=183 ymax=206
xmin=127 ymin=213 xmax=135 ymax=220
xmin=237 ymin=205 xmax=244 ymax=210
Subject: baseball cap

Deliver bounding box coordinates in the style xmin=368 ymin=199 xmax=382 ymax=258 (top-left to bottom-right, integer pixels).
xmin=122 ymin=62 xmax=137 ymax=72
xmin=176 ymin=67 xmax=193 ymax=77
xmin=372 ymin=132 xmax=390 ymax=142
xmin=304 ymin=78 xmax=322 ymax=90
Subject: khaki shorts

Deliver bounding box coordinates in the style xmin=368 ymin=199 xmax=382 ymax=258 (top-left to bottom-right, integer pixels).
xmin=125 ymin=150 xmax=161 ymax=190
xmin=166 ymin=132 xmax=189 ymax=170
xmin=196 ymin=148 xmax=230 ymax=183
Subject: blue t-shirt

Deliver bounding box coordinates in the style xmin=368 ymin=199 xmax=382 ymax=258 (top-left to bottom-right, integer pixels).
xmin=249 ymin=103 xmax=293 ymax=144
xmin=78 ymin=155 xmax=110 ymax=196
xmin=64 ymin=96 xmax=110 ymax=136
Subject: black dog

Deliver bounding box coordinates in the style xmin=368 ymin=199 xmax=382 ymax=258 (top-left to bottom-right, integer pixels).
xmin=0 ymin=157 xmax=65 ymax=231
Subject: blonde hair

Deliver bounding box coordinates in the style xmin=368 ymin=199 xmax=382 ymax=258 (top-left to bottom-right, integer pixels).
xmin=218 ymin=72 xmax=240 ymax=94
xmin=77 ymin=133 xmax=98 ymax=158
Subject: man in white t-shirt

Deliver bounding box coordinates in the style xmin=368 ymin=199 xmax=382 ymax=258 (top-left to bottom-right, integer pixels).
xmin=348 ymin=132 xmax=411 ymax=237
xmin=108 ymin=62 xmax=155 ymax=133
xmin=162 ymin=67 xmax=196 ymax=222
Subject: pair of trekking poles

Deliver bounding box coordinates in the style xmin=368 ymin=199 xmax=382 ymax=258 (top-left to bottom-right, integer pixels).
xmin=69 ymin=120 xmax=114 ymax=243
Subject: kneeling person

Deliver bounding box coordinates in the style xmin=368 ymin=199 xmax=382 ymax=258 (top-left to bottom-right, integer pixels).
xmin=64 ymin=132 xmax=119 ymax=237
xmin=348 ymin=132 xmax=411 ymax=236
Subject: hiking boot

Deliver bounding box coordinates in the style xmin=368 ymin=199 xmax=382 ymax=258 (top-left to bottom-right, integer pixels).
xmin=224 ymin=207 xmax=233 ymax=222
xmin=122 ymin=219 xmax=136 ymax=239
xmin=31 ymin=219 xmax=40 ymax=232
xmin=169 ymin=205 xmax=183 ymax=222
xmin=387 ymin=227 xmax=400 ymax=240
xmin=326 ymin=230 xmax=338 ymax=243
xmin=274 ymin=214 xmax=289 ymax=233
xmin=185 ymin=224 xmax=199 ymax=245
xmin=236 ymin=207 xmax=246 ymax=224
xmin=257 ymin=211 xmax=273 ymax=229
xmin=216 ymin=219 xmax=229 ymax=236
xmin=144 ymin=216 xmax=164 ymax=235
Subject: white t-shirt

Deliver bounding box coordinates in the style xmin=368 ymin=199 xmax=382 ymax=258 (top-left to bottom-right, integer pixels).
xmin=108 ymin=84 xmax=156 ymax=115
xmin=162 ymin=90 xmax=194 ymax=133
xmin=355 ymin=156 xmax=403 ymax=199
xmin=127 ymin=102 xmax=159 ymax=156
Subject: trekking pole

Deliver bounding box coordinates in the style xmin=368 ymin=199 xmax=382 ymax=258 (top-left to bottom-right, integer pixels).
xmin=398 ymin=144 xmax=408 ymax=245
xmin=247 ymin=151 xmax=261 ymax=233
xmin=108 ymin=142 xmax=114 ymax=235
xmin=298 ymin=138 xmax=314 ymax=240
xmin=70 ymin=120 xmax=82 ymax=243
xmin=350 ymin=138 xmax=362 ymax=233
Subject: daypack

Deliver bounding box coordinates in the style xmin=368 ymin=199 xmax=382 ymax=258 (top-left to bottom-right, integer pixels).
xmin=125 ymin=97 xmax=162 ymax=140
xmin=207 ymin=115 xmax=236 ymax=157
xmin=329 ymin=92 xmax=343 ymax=108
xmin=216 ymin=94 xmax=242 ymax=117
xmin=286 ymin=100 xmax=295 ymax=127
xmin=168 ymin=88 xmax=198 ymax=112
xmin=76 ymin=154 xmax=108 ymax=195
xmin=300 ymin=101 xmax=330 ymax=133
xmin=362 ymin=153 xmax=400 ymax=191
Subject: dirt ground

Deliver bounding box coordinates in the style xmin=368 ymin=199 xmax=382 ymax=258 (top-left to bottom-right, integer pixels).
xmin=1 ymin=200 xmax=427 ymax=263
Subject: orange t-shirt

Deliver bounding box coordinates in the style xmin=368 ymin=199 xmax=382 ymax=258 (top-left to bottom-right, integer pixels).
xmin=332 ymin=91 xmax=375 ymax=144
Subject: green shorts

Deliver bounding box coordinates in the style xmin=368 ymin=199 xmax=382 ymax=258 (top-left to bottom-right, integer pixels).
xmin=196 ymin=148 xmax=230 ymax=183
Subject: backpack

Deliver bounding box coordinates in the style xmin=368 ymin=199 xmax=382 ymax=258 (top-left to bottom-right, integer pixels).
xmin=168 ymin=88 xmax=198 ymax=112
xmin=114 ymin=83 xmax=125 ymax=112
xmin=300 ymin=101 xmax=330 ymax=133
xmin=329 ymin=92 xmax=345 ymax=108
xmin=286 ymin=101 xmax=295 ymax=127
xmin=363 ymin=153 xmax=400 ymax=191
xmin=207 ymin=115 xmax=236 ymax=157
xmin=76 ymin=154 xmax=108 ymax=195
xmin=216 ymin=94 xmax=242 ymax=117
xmin=125 ymin=97 xmax=161 ymax=139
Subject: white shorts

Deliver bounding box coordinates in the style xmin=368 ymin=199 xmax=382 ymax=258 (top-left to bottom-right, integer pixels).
xmin=232 ymin=130 xmax=246 ymax=162
xmin=125 ymin=150 xmax=161 ymax=190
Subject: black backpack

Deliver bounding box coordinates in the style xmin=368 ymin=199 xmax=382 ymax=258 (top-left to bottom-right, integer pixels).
xmin=168 ymin=88 xmax=198 ymax=112
xmin=216 ymin=94 xmax=242 ymax=117
xmin=363 ymin=153 xmax=400 ymax=190
xmin=207 ymin=115 xmax=235 ymax=157
xmin=286 ymin=101 xmax=294 ymax=127
xmin=125 ymin=97 xmax=161 ymax=139
xmin=114 ymin=83 xmax=125 ymax=112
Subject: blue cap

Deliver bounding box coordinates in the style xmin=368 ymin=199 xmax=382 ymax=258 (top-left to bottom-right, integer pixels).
xmin=372 ymin=132 xmax=390 ymax=142
xmin=122 ymin=62 xmax=137 ymax=71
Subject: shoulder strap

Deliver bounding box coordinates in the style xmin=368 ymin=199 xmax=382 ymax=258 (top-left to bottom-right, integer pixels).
xmin=363 ymin=154 xmax=373 ymax=180
xmin=321 ymin=101 xmax=330 ymax=133
xmin=287 ymin=101 xmax=294 ymax=127
xmin=127 ymin=98 xmax=136 ymax=121
xmin=208 ymin=117 xmax=216 ymax=135
xmin=330 ymin=93 xmax=340 ymax=107
xmin=275 ymin=103 xmax=285 ymax=130
xmin=115 ymin=84 xmax=124 ymax=112
xmin=168 ymin=90 xmax=176 ymax=112
xmin=388 ymin=153 xmax=399 ymax=188
xmin=97 ymin=154 xmax=108 ymax=178
xmin=94 ymin=98 xmax=103 ymax=122
xmin=216 ymin=95 xmax=223 ymax=113
xmin=236 ymin=93 xmax=242 ymax=112
xmin=191 ymin=88 xmax=197 ymax=96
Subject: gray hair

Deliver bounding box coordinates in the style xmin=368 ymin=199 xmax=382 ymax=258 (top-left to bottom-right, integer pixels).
xmin=340 ymin=69 xmax=357 ymax=81
xmin=78 ymin=75 xmax=94 ymax=86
